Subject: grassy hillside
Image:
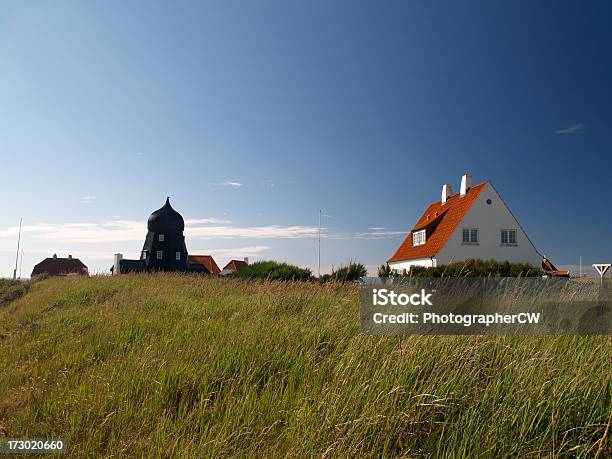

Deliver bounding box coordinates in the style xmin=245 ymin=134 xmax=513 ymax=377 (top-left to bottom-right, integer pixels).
xmin=0 ymin=275 xmax=609 ymax=457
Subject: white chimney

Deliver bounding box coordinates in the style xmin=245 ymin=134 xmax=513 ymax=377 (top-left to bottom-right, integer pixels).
xmin=460 ymin=174 xmax=472 ymax=197
xmin=113 ymin=253 xmax=123 ymax=275
xmin=243 ymin=257 xmax=249 ymax=264
xmin=441 ymin=183 xmax=453 ymax=204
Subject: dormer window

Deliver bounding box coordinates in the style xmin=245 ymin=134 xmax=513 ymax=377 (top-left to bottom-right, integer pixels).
xmin=156 ymin=250 xmax=163 ymax=259
xmin=142 ymin=250 xmax=147 ymax=260
xmin=158 ymin=234 xmax=165 ymax=242
xmin=413 ymin=229 xmax=426 ymax=246
xmin=175 ymin=252 xmax=181 ymax=260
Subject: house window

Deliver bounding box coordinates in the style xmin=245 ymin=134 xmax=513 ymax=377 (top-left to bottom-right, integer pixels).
xmin=501 ymin=229 xmax=517 ymax=245
xmin=141 ymin=250 xmax=147 ymax=260
xmin=462 ymin=228 xmax=479 ymax=244
xmin=158 ymin=234 xmax=165 ymax=242
xmin=412 ymin=229 xmax=426 ymax=246
xmin=175 ymin=252 xmax=181 ymax=260
xmin=156 ymin=250 xmax=163 ymax=259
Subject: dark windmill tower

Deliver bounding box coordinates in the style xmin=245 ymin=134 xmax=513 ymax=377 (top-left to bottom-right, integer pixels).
xmin=141 ymin=197 xmax=189 ymax=271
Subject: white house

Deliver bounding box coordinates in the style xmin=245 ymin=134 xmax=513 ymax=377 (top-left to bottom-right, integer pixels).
xmin=388 ymin=174 xmax=542 ymax=272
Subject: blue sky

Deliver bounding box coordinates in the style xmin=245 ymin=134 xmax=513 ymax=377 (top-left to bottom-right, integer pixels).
xmin=1 ymin=1 xmax=611 ymax=277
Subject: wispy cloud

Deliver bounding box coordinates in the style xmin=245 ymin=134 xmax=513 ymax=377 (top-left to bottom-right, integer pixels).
xmin=0 ymin=220 xmax=319 ymax=243
xmin=0 ymin=221 xmax=146 ymax=243
xmin=186 ymin=225 xmax=319 ymax=239
xmin=185 ymin=218 xmax=231 ymax=225
xmin=0 ymin=245 xmax=270 ymax=261
xmin=319 ymin=228 xmax=405 ymax=240
xmin=555 ymin=123 xmax=583 ymax=134
xmin=352 ymin=229 xmax=406 ymax=240
xmin=81 ymin=195 xmax=96 ymax=204
xmin=209 ymin=181 xmax=243 ymax=188
xmin=0 ymin=219 xmax=402 ymax=245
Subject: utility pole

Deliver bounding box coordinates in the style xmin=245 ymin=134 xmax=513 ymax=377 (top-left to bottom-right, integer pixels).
xmin=318 ymin=209 xmax=321 ymax=278
xmin=13 ymin=218 xmax=22 ymax=280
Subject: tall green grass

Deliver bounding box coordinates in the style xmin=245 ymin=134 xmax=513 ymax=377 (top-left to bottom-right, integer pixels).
xmin=0 ymin=274 xmax=609 ymax=457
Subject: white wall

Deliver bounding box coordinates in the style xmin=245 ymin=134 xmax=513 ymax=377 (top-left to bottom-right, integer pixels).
xmin=437 ymin=183 xmax=542 ymax=266
xmin=389 ymin=257 xmax=436 ymax=273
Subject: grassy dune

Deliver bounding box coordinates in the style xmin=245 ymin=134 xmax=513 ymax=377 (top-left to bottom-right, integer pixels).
xmin=0 ymin=275 xmax=610 ymax=457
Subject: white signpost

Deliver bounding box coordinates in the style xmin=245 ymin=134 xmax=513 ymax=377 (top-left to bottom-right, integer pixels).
xmin=593 ymin=263 xmax=611 ymax=285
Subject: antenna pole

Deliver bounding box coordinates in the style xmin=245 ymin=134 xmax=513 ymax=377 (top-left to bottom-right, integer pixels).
xmin=13 ymin=218 xmax=22 ymax=280
xmin=318 ymin=209 xmax=321 ymax=278
xmin=19 ymin=249 xmax=24 ymax=279
xmin=579 ymin=256 xmax=582 ymax=278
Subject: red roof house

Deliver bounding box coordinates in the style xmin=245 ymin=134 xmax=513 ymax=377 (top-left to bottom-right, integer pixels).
xmin=31 ymin=254 xmax=88 ymax=277
xmin=223 ymin=259 xmax=248 ymax=271
xmin=188 ymin=255 xmax=221 ymax=275
xmin=388 ymin=174 xmax=542 ymax=272
xmin=220 ymin=259 xmax=249 ymax=275
xmin=541 ymin=257 xmax=570 ymax=278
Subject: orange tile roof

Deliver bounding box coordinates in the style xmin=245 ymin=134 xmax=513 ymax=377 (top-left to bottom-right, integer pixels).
xmin=188 ymin=255 xmax=221 ymax=274
xmin=542 ymin=258 xmax=570 ymax=277
xmin=388 ymin=182 xmax=487 ymax=262
xmin=223 ymin=259 xmax=248 ymax=271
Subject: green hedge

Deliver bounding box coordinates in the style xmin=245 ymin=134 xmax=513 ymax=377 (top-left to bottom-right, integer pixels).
xmin=320 ymin=263 xmax=367 ymax=283
xmin=230 ymin=261 xmax=313 ymax=281
xmin=395 ymin=259 xmax=543 ymax=277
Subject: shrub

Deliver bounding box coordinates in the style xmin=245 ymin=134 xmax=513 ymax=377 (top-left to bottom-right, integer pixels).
xmin=230 ymin=260 xmax=312 ymax=281
xmin=378 ymin=263 xmax=392 ymax=278
xmin=320 ymin=263 xmax=367 ymax=283
xmin=0 ymin=279 xmax=29 ymax=306
xmin=404 ymin=259 xmax=542 ymax=277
